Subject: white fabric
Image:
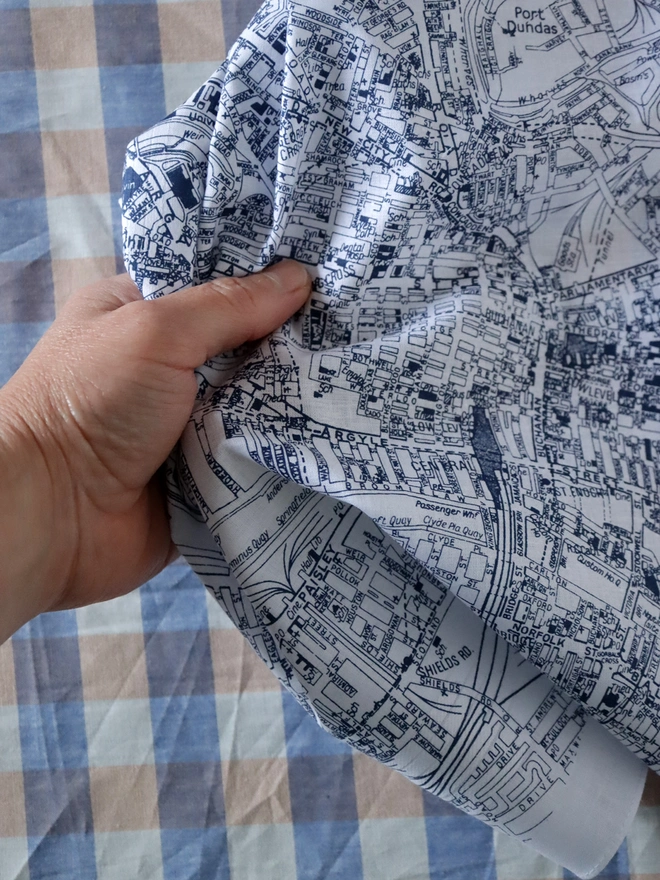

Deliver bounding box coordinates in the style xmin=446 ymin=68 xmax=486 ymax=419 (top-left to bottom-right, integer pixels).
xmin=122 ymin=0 xmax=660 ymax=871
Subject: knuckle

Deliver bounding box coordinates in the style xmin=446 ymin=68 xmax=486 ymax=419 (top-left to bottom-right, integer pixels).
xmin=119 ymin=300 xmax=163 ymax=351
xmin=208 ymin=275 xmax=262 ymax=330
xmin=210 ymin=274 xmax=256 ymax=303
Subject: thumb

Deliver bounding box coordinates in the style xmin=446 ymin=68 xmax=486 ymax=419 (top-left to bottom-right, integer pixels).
xmin=142 ymin=260 xmax=311 ymax=369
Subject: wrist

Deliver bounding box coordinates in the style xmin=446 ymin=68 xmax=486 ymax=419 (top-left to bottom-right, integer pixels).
xmin=0 ymin=382 xmax=77 ymax=641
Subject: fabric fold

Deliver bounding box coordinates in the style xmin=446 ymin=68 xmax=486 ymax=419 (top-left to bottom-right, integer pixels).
xmin=122 ymin=0 xmax=660 ymax=871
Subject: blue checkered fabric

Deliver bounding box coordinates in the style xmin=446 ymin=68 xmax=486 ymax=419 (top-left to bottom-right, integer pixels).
xmin=0 ymin=0 xmax=659 ymax=878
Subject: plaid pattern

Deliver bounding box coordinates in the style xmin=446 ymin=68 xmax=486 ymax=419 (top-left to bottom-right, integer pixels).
xmin=0 ymin=0 xmax=659 ymax=877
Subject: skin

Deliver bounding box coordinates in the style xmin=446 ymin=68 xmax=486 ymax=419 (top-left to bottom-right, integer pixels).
xmin=0 ymin=259 xmax=657 ymax=808
xmin=0 ymin=260 xmax=311 ymax=644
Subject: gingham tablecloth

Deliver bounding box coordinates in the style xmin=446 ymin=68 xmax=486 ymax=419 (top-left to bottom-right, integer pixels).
xmin=1 ymin=1 xmax=660 ymax=878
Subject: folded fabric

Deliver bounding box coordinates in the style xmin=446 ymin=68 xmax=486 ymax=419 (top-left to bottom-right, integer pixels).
xmin=121 ymin=0 xmax=660 ymax=873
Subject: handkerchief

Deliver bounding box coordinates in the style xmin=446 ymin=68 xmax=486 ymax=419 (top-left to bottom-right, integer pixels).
xmin=121 ymin=1 xmax=660 ymax=873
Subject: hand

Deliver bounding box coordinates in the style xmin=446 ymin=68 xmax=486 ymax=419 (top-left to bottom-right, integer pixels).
xmin=0 ymin=262 xmax=311 ymax=641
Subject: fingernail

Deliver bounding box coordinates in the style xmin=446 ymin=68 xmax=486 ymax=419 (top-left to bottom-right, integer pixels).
xmin=264 ymin=259 xmax=311 ymax=293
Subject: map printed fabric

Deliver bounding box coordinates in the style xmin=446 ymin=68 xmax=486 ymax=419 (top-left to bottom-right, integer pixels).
xmin=119 ymin=0 xmax=660 ymax=872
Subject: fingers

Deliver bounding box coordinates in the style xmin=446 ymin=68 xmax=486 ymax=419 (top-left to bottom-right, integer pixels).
xmin=140 ymin=260 xmax=311 ymax=368
xmin=55 ymin=261 xmax=311 ymax=372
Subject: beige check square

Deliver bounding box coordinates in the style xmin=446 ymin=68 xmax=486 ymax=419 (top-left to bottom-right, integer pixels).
xmin=353 ymin=752 xmax=424 ymax=819
xmin=158 ymin=1 xmax=225 ymax=63
xmin=0 ymin=772 xmax=27 ymax=838
xmin=210 ymin=628 xmax=281 ymax=694
xmin=31 ymin=7 xmax=98 ymax=69
xmin=79 ymin=633 xmax=149 ymax=702
xmin=222 ymin=757 xmax=292 ymax=826
xmin=89 ymin=765 xmax=160 ymax=832
xmin=0 ymin=641 xmax=17 ymax=705
xmin=42 ymin=129 xmax=109 ymax=198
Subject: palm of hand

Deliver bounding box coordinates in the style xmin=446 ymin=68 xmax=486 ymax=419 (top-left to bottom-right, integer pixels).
xmin=0 ymin=264 xmax=309 ymax=616
xmin=7 ymin=277 xmax=197 ymax=610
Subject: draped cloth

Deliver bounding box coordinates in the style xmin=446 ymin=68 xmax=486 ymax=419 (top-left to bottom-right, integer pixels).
xmin=122 ymin=1 xmax=660 ymax=873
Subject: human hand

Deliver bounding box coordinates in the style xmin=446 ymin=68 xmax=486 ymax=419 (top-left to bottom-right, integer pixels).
xmin=0 ymin=262 xmax=310 ymax=641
